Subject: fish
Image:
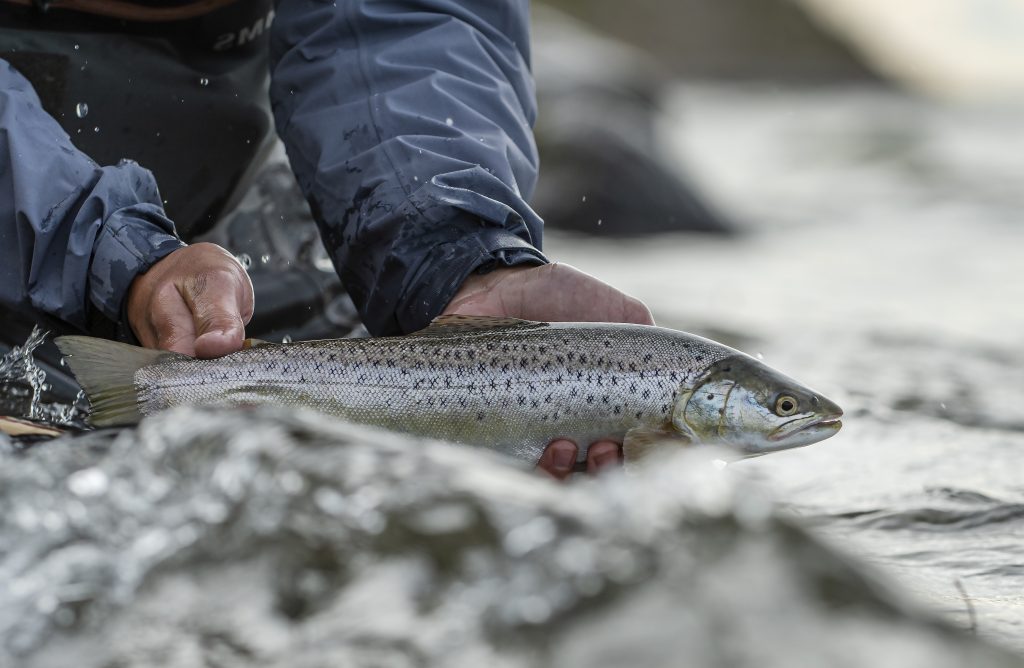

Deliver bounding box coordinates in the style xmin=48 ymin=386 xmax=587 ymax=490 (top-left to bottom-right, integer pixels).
xmin=55 ymin=315 xmax=843 ymax=465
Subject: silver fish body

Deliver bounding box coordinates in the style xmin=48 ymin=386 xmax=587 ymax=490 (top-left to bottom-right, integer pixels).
xmin=57 ymin=317 xmax=843 ymax=463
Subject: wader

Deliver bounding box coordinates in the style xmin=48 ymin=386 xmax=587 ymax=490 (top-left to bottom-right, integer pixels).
xmin=0 ymin=0 xmax=361 ymax=401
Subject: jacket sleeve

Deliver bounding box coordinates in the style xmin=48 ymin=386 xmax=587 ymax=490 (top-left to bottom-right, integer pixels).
xmin=269 ymin=0 xmax=549 ymax=336
xmin=0 ymin=60 xmax=185 ymax=338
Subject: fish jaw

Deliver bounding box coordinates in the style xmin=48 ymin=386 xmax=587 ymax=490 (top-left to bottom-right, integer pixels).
xmin=766 ymin=413 xmax=843 ymax=449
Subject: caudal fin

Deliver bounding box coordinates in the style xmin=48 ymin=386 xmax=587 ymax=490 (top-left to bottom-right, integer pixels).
xmin=54 ymin=336 xmax=178 ymax=427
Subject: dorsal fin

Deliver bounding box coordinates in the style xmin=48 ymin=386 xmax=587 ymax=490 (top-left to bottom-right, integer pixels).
xmin=410 ymin=314 xmax=547 ymax=336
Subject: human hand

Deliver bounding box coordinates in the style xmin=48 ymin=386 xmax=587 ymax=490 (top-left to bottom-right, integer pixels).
xmin=126 ymin=242 xmax=254 ymax=359
xmin=443 ymin=263 xmax=654 ymax=480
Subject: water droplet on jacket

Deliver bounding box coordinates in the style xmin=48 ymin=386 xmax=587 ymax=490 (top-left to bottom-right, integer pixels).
xmin=236 ymin=253 xmax=252 ymax=269
xmin=75 ymin=102 xmax=88 ymax=118
xmin=282 ymin=335 xmax=293 ymax=344
xmin=199 ymin=77 xmax=209 ymax=87
xmin=445 ymin=117 xmax=454 ymax=126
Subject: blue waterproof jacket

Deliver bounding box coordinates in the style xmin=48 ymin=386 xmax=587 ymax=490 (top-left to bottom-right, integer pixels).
xmin=0 ymin=0 xmax=547 ymax=338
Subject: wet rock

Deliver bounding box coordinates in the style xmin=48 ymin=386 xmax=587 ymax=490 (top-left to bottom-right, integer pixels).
xmin=531 ymin=7 xmax=733 ymax=236
xmin=539 ymin=0 xmax=880 ymax=82
xmin=1 ymin=408 xmax=1020 ymax=667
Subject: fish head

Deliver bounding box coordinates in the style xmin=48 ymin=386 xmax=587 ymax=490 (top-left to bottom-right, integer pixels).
xmin=672 ymin=355 xmax=843 ymax=455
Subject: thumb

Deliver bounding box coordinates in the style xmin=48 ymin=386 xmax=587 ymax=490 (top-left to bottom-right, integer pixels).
xmin=182 ymin=269 xmax=253 ymax=359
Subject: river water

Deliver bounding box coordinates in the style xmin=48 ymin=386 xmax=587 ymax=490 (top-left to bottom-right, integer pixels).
xmin=1 ymin=86 xmax=1022 ymax=666
xmin=549 ymin=84 xmax=1024 ymax=651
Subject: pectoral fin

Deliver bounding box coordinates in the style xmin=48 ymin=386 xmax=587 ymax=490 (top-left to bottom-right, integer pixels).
xmin=623 ymin=425 xmax=691 ymax=466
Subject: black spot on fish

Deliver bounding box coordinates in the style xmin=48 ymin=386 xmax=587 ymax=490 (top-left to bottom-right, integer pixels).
xmin=635 ymin=411 xmax=643 ymax=420
xmin=476 ymin=411 xmax=485 ymax=421
xmin=643 ymin=353 xmax=653 ymax=363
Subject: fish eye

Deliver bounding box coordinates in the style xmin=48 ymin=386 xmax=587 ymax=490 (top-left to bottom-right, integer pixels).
xmin=774 ymin=395 xmax=799 ymax=416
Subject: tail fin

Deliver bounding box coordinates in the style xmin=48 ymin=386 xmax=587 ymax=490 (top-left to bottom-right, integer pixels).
xmin=54 ymin=336 xmax=178 ymax=427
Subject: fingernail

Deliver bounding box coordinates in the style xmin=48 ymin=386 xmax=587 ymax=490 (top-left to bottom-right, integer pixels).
xmin=594 ymin=450 xmax=620 ymax=470
xmin=552 ymin=447 xmax=575 ymax=470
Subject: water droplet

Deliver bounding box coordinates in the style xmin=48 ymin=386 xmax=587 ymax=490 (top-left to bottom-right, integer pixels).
xmin=199 ymin=77 xmax=209 ymax=87
xmin=940 ymin=402 xmax=947 ymax=410
xmin=235 ymin=253 xmax=252 ymax=269
xmin=73 ymin=44 xmax=80 ymax=50
xmin=597 ymin=219 xmax=603 ymax=226
xmin=445 ymin=117 xmax=454 ymax=126
xmin=75 ymin=102 xmax=89 ymax=118
xmin=260 ymin=254 xmax=271 ymax=264
xmin=282 ymin=335 xmax=293 ymax=344
xmin=581 ymin=195 xmax=587 ymax=202
xmin=93 ymin=126 xmax=99 ymax=133
xmin=756 ymin=352 xmax=764 ymax=360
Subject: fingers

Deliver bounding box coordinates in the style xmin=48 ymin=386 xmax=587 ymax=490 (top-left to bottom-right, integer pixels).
xmin=536 ymin=439 xmax=624 ymax=481
xmin=586 ymin=440 xmax=622 ymax=475
xmin=148 ymin=282 xmax=198 ymax=356
xmin=126 ymin=243 xmax=255 ymax=359
xmin=535 ymin=439 xmax=578 ymax=481
xmin=182 ymin=269 xmax=251 ymax=359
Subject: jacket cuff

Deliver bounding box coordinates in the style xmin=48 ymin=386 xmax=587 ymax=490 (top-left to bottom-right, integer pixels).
xmin=396 ymin=224 xmax=548 ymax=335
xmin=88 ymin=205 xmax=186 ymax=328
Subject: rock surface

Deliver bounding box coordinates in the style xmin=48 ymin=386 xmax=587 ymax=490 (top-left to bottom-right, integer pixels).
xmin=2 ymin=408 xmax=1020 ymax=667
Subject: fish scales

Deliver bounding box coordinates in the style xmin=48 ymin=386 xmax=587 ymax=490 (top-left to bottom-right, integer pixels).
xmin=56 ymin=317 xmax=843 ymax=462
xmin=134 ymin=323 xmax=732 ymax=462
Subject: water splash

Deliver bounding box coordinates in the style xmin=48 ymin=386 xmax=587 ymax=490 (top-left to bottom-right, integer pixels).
xmin=0 ymin=327 xmax=86 ymax=427
xmin=0 ymin=328 xmax=49 ymax=421
xmin=0 ymin=408 xmax=1018 ymax=667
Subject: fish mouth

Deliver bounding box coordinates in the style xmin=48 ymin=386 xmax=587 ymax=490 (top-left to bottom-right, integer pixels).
xmin=768 ymin=414 xmax=843 ymax=443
